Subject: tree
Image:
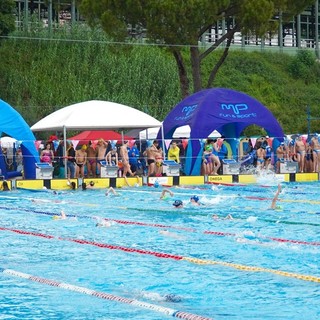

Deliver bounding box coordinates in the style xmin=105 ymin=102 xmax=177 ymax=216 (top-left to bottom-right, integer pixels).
xmin=0 ymin=0 xmax=15 ymax=40
xmin=79 ymin=0 xmax=315 ymax=98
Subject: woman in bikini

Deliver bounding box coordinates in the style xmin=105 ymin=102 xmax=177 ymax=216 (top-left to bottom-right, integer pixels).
xmin=40 ymin=143 xmax=54 ymax=164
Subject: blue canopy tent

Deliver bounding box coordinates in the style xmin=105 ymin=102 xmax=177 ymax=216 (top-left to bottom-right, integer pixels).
xmin=0 ymin=99 xmax=39 ymax=179
xmin=160 ymin=88 xmax=284 ymax=175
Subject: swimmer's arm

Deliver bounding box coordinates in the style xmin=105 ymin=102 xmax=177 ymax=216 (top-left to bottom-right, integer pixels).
xmin=270 ymin=184 xmax=281 ymax=209
xmin=160 ymin=189 xmax=174 ymax=199
xmin=106 ymin=186 xmax=118 ymax=196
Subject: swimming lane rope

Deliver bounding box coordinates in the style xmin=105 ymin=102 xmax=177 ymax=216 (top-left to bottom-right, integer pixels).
xmin=1 ymin=206 xmax=319 ymax=247
xmin=1 ymin=205 xmax=320 ymax=246
xmin=0 ymin=226 xmax=319 ymax=284
xmin=0 ymin=267 xmax=212 ymax=320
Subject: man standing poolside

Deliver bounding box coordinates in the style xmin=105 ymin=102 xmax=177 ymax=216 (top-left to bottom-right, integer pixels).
xmin=294 ymin=136 xmax=306 ymax=173
xmin=120 ymin=141 xmax=135 ymax=177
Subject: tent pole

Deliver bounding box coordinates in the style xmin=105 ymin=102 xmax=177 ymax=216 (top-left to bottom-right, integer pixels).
xmin=63 ymin=126 xmax=67 ymax=178
xmin=121 ymin=131 xmax=124 ymax=144
xmin=161 ymin=124 xmax=166 ymax=160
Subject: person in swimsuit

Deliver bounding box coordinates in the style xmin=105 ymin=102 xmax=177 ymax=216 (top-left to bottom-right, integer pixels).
xmin=311 ymin=134 xmax=320 ymax=172
xmin=202 ymin=144 xmax=213 ymax=175
xmin=86 ymin=141 xmax=97 ymax=178
xmin=294 ymin=136 xmax=306 ymax=173
xmin=276 ymin=142 xmax=287 ymax=174
xmin=120 ymin=141 xmax=135 ymax=177
xmin=256 ymin=144 xmax=266 ymax=170
xmin=40 ymin=143 xmax=54 ymax=164
xmin=305 ymin=142 xmax=313 ymax=173
xmin=144 ymin=140 xmax=159 ymax=176
xmin=96 ymin=138 xmax=109 ymax=177
xmin=106 ymin=146 xmax=119 ymax=166
xmin=75 ymin=145 xmax=87 ymax=178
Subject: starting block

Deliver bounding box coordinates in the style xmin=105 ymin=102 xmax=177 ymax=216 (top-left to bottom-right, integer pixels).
xmin=222 ymin=159 xmax=240 ymax=175
xmin=100 ymin=161 xmax=118 ymax=178
xmin=280 ymin=161 xmax=298 ymax=173
xmin=35 ymin=163 xmax=54 ymax=179
xmin=162 ymin=160 xmax=180 ymax=176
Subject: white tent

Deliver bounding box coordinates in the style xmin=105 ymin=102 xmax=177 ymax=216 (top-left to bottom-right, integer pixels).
xmin=31 ymin=100 xmax=162 ymax=177
xmin=0 ymin=136 xmax=17 ymax=148
xmin=31 ymin=100 xmax=161 ymax=132
xmin=138 ymin=125 xmax=221 ymax=140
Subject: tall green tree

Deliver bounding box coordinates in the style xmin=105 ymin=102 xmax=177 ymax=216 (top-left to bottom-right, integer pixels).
xmin=0 ymin=0 xmax=15 ymax=40
xmin=79 ymin=0 xmax=314 ymax=98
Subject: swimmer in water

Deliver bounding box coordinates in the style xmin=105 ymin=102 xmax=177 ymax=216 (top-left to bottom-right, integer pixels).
xmin=160 ymin=189 xmax=174 ymax=200
xmin=139 ymin=291 xmax=182 ymax=303
xmin=105 ymin=186 xmax=119 ymax=196
xmin=81 ymin=181 xmax=95 ymax=190
xmin=96 ymin=220 xmax=112 ymax=227
xmin=212 ymin=214 xmax=233 ymax=220
xmin=270 ymin=184 xmax=282 ymax=210
xmin=172 ymin=199 xmax=184 ymax=208
xmin=159 ymin=229 xmax=186 ymax=240
xmin=53 ymin=210 xmax=67 ymax=220
xmin=190 ymin=195 xmax=201 ymax=206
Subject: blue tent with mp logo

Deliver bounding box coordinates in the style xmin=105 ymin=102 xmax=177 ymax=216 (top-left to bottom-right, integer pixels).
xmin=160 ymin=88 xmax=284 ymax=175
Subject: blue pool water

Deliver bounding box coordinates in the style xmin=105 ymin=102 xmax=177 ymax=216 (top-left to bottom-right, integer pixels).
xmin=0 ymin=181 xmax=319 ymax=319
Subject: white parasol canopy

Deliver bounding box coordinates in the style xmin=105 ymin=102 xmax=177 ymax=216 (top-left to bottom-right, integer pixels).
xmin=31 ymin=100 xmax=161 ymax=132
xmin=0 ymin=136 xmax=18 ymax=148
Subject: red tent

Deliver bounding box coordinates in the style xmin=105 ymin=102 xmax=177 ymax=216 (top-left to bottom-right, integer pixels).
xmin=68 ymin=130 xmax=132 ymax=145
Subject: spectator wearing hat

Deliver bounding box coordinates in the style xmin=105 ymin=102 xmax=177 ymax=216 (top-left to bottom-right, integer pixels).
xmin=276 ymin=142 xmax=287 ymax=174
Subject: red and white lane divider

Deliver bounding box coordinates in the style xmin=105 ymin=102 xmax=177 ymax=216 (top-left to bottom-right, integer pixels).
xmin=0 ymin=267 xmax=213 ymax=320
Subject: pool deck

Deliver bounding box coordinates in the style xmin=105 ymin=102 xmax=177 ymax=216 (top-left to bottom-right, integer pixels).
xmin=4 ymin=172 xmax=320 ymax=190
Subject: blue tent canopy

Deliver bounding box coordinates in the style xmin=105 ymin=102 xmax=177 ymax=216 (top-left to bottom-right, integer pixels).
xmin=0 ymin=99 xmax=39 ymax=179
xmin=161 ymin=88 xmax=284 ymax=175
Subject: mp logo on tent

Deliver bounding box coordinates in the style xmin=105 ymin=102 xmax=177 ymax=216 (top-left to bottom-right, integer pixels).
xmin=221 ymin=103 xmax=248 ymax=114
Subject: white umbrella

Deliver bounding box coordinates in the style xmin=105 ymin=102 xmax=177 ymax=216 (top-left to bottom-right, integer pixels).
xmin=0 ymin=136 xmax=17 ymax=148
xmin=31 ymin=100 xmax=161 ymax=131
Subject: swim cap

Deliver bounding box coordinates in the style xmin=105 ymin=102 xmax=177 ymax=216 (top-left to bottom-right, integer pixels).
xmin=154 ymin=181 xmax=159 ymax=188
xmin=173 ymin=200 xmax=183 ymax=207
xmin=164 ymin=294 xmax=182 ymax=303
xmin=190 ymin=195 xmax=199 ymax=202
xmin=81 ymin=145 xmax=87 ymax=150
xmin=89 ymin=181 xmax=95 ymax=186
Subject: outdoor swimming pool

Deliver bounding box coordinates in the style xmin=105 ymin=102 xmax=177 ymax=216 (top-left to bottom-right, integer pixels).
xmin=0 ymin=180 xmax=319 ymax=319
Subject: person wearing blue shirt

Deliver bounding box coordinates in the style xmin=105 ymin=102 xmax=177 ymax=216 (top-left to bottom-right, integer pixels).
xmin=128 ymin=142 xmax=141 ymax=175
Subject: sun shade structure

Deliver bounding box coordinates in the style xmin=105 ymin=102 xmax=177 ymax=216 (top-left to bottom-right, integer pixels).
xmin=0 ymin=99 xmax=39 ymax=179
xmin=31 ymin=100 xmax=162 ymax=131
xmin=31 ymin=100 xmax=161 ymax=178
xmin=68 ymin=130 xmax=133 ymax=145
xmin=160 ymin=88 xmax=284 ymax=175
